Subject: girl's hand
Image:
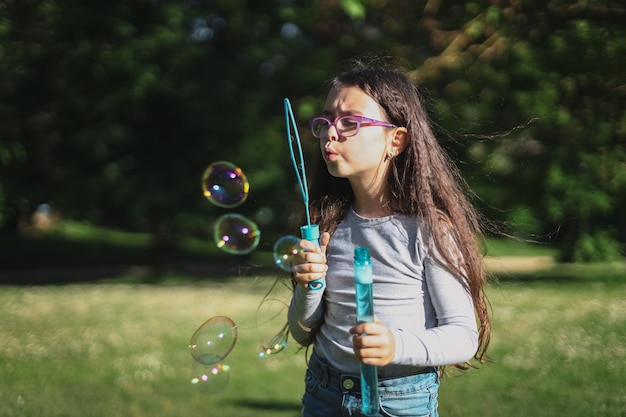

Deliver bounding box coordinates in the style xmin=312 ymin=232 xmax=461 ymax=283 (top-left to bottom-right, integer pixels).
xmin=350 ymin=318 xmax=396 ymax=366
xmin=292 ymin=232 xmax=330 ymax=289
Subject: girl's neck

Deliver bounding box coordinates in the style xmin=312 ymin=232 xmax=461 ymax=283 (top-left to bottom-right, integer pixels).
xmin=349 ymin=173 xmax=395 ymax=218
xmin=352 ymin=191 xmax=395 ymax=219
xmin=352 ymin=205 xmax=394 ymax=219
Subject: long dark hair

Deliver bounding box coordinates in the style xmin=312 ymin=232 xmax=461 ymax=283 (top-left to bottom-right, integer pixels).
xmin=305 ymin=56 xmax=491 ymax=367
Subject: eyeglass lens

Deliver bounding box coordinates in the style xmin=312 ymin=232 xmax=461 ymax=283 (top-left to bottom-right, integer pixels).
xmin=311 ymin=116 xmax=360 ymax=138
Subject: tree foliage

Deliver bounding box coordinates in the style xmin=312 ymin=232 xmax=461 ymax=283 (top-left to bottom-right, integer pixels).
xmin=408 ymin=1 xmax=626 ymax=261
xmin=1 ymin=0 xmax=624 ymax=262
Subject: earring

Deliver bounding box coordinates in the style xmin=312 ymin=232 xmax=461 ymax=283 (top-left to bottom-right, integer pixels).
xmin=384 ymin=150 xmax=394 ymax=162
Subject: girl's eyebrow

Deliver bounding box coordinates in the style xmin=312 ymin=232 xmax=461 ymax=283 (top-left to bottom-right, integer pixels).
xmin=321 ymin=109 xmax=363 ymax=117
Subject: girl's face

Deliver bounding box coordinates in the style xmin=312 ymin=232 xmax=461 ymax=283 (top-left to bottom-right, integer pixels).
xmin=320 ymin=85 xmax=394 ymax=188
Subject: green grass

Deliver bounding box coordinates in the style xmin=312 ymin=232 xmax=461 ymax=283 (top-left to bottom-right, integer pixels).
xmin=441 ymin=280 xmax=626 ymax=416
xmin=1 ymin=266 xmax=625 ymax=417
xmin=0 ymin=278 xmax=303 ymax=417
xmin=1 ymin=223 xmax=625 ymax=416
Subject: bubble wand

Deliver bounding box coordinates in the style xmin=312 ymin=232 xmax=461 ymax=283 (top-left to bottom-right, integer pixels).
xmin=284 ymin=98 xmax=324 ymax=291
xmin=354 ymin=247 xmax=380 ymax=416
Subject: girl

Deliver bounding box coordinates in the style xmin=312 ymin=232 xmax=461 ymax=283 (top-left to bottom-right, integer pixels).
xmin=287 ymin=57 xmax=491 ymax=417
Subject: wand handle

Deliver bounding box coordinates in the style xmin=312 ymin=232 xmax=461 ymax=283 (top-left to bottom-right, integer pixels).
xmin=354 ymin=247 xmax=380 ymax=416
xmin=301 ymin=224 xmax=324 ymax=291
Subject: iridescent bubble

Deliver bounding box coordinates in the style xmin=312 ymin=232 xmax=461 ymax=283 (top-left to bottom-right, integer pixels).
xmin=258 ymin=322 xmax=289 ymax=359
xmin=258 ymin=331 xmax=288 ymax=359
xmin=273 ymin=235 xmax=305 ymax=272
xmin=201 ymin=161 xmax=249 ymax=208
xmin=190 ymin=361 xmax=230 ymax=394
xmin=213 ymin=214 xmax=261 ymax=255
xmin=189 ymin=316 xmax=237 ymax=365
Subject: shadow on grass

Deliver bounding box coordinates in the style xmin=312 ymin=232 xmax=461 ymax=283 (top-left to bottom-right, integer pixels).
xmin=492 ymin=263 xmax=626 ymax=284
xmin=0 ymin=261 xmax=277 ymax=286
xmin=0 ymin=234 xmax=276 ymax=286
xmin=230 ymin=399 xmax=301 ymax=412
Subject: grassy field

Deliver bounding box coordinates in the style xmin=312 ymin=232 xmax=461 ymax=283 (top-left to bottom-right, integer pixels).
xmin=1 ymin=265 xmax=625 ymax=417
xmin=1 ymin=227 xmax=625 ymax=416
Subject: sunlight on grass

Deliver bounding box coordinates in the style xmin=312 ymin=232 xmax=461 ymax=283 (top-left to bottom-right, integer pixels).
xmin=440 ymin=281 xmax=626 ymax=417
xmin=1 ymin=261 xmax=625 ymax=416
xmin=0 ymin=277 xmax=303 ymax=417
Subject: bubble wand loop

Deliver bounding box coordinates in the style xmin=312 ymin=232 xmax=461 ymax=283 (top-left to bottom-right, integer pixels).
xmin=284 ymin=98 xmax=324 ymax=291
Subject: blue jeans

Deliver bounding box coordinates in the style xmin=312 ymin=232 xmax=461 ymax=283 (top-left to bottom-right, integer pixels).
xmin=302 ymin=350 xmax=439 ymax=417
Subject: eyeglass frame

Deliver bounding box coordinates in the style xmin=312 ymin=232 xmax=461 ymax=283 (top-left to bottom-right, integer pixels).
xmin=308 ymin=115 xmax=397 ymax=139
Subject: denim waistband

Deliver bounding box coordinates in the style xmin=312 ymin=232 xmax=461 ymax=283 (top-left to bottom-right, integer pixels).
xmin=308 ymin=349 xmax=436 ymax=395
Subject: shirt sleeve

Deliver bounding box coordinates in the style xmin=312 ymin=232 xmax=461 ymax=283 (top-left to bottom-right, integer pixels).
xmin=287 ymin=285 xmax=325 ymax=346
xmin=391 ymin=257 xmax=479 ymax=367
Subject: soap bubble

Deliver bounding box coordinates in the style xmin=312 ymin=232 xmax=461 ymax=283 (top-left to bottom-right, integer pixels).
xmin=273 ymin=235 xmax=305 ymax=272
xmin=190 ymin=361 xmax=230 ymax=394
xmin=189 ymin=316 xmax=237 ymax=365
xmin=257 ymin=322 xmax=289 ymax=359
xmin=258 ymin=331 xmax=288 ymax=359
xmin=202 ymin=161 xmax=249 ymax=208
xmin=213 ymin=214 xmax=261 ymax=255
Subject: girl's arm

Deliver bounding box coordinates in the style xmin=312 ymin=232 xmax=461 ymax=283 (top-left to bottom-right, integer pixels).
xmin=288 ymin=285 xmax=325 ymax=346
xmin=287 ymin=233 xmax=330 ymax=346
xmin=391 ymin=257 xmax=479 ymax=366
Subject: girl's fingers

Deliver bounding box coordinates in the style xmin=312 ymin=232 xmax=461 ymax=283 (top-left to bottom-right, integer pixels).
xmin=319 ymin=232 xmax=330 ymax=255
xmin=293 ymin=262 xmax=327 ymax=274
xmin=299 ymin=239 xmax=319 ymax=253
xmin=293 ymin=262 xmax=327 ymax=288
xmin=292 ymin=232 xmax=330 ymax=289
xmin=350 ymin=322 xmax=384 ymax=337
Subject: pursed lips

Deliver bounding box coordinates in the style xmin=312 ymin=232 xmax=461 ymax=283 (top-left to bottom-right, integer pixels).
xmin=324 ymin=146 xmax=338 ymax=161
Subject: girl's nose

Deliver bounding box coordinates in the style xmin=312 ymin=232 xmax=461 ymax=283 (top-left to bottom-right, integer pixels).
xmin=326 ymin=124 xmax=340 ymax=141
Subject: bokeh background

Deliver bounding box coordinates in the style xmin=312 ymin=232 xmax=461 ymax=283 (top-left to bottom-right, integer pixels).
xmin=1 ymin=0 xmax=624 ymax=265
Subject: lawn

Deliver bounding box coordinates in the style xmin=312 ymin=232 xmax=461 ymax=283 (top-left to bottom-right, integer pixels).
xmin=1 ymin=265 xmax=625 ymax=417
xmin=1 ymin=228 xmax=625 ymax=416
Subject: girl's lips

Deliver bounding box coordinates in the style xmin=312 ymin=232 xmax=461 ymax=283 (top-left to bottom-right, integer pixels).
xmin=325 ymin=149 xmax=338 ymax=161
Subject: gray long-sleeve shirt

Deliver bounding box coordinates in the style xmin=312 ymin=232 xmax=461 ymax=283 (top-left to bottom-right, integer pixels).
xmin=288 ymin=209 xmax=478 ymax=378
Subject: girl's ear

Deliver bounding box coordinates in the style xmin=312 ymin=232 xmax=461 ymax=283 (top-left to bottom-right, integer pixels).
xmin=390 ymin=127 xmax=408 ymax=156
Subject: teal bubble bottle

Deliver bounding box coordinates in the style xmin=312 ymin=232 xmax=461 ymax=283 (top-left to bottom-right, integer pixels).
xmin=354 ymin=247 xmax=380 ymax=416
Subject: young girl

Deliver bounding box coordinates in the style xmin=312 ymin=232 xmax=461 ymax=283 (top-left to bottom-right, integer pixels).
xmin=287 ymin=57 xmax=491 ymax=417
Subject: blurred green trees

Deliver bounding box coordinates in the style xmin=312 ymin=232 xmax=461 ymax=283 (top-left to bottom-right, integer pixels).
xmin=1 ymin=0 xmax=624 ymax=262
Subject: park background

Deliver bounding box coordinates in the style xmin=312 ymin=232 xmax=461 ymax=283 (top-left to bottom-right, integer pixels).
xmin=1 ymin=1 xmax=625 ymax=416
